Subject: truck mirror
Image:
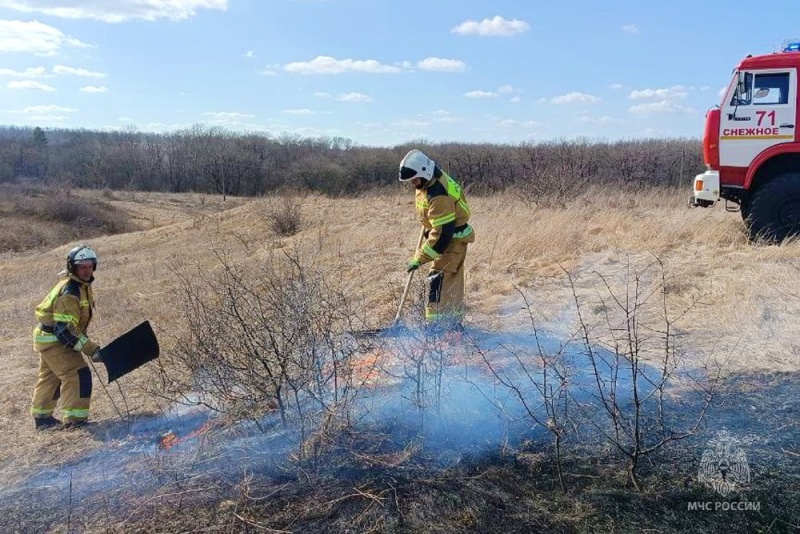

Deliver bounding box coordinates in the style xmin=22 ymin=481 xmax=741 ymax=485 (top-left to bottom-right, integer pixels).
xmin=736 ymin=72 xmax=747 ymax=94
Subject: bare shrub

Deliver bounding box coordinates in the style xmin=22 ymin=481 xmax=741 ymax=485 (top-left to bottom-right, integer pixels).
xmin=471 ymin=288 xmax=575 ymax=492
xmin=101 ymin=187 xmax=118 ymax=200
xmin=564 ymin=256 xmax=723 ymax=490
xmin=0 ymin=183 xmax=135 ymax=252
xmin=262 ymin=193 xmax=303 ymax=237
xmin=43 ymin=195 xmax=134 ymax=235
xmin=156 ymin=244 xmax=371 ymax=468
xmin=517 ymin=160 xmax=592 ymax=209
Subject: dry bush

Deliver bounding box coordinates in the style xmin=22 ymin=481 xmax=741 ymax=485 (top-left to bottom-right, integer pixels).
xmin=563 ymin=256 xmax=723 ymax=490
xmin=472 ymin=288 xmax=575 ymax=492
xmin=154 ymin=243 xmax=371 ymax=466
xmin=261 ymin=193 xmax=303 ymax=237
xmin=0 ymin=182 xmax=137 ymax=252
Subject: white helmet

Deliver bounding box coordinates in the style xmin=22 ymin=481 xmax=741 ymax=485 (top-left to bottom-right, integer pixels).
xmin=399 ymin=149 xmax=435 ymax=182
xmin=67 ymin=244 xmax=98 ymax=274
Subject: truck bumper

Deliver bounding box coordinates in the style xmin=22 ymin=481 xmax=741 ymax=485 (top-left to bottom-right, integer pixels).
xmin=688 ymin=170 xmax=720 ymax=208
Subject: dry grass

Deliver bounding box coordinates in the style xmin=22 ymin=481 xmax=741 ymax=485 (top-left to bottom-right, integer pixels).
xmin=2 ymin=184 xmax=798 ymax=431
xmin=1 ymin=184 xmax=799 ymax=531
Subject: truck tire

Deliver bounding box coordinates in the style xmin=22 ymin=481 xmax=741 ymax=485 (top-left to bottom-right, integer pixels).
xmin=747 ymin=173 xmax=800 ymax=243
xmin=740 ymin=196 xmax=751 ymax=222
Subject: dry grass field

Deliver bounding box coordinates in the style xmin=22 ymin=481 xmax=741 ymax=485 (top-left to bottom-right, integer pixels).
xmin=0 ymin=185 xmax=798 ymax=533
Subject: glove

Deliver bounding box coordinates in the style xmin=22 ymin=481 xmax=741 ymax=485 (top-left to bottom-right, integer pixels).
xmin=406 ymin=259 xmax=421 ymax=273
xmin=90 ymin=347 xmax=103 ymax=363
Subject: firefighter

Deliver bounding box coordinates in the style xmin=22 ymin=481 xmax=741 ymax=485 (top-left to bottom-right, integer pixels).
xmin=399 ymin=149 xmax=475 ymax=329
xmin=30 ymin=245 xmax=103 ymax=430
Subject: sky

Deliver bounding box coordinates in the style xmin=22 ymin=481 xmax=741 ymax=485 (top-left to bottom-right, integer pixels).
xmin=1 ymin=0 xmax=800 ymax=147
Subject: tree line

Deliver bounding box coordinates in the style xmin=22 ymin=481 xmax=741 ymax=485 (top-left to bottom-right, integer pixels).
xmin=0 ymin=124 xmax=704 ymax=196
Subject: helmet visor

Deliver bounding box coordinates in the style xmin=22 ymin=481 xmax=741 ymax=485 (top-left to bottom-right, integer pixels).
xmin=399 ymin=166 xmax=420 ymax=181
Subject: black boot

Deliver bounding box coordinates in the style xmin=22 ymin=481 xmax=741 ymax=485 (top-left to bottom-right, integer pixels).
xmin=34 ymin=416 xmax=62 ymax=430
xmin=63 ymin=419 xmax=91 ymax=430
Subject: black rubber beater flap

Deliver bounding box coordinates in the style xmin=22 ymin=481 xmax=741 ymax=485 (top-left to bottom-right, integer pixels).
xmin=98 ymin=320 xmax=160 ymax=383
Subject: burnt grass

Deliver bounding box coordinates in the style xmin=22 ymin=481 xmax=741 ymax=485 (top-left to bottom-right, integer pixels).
xmin=4 ymin=371 xmax=799 ymax=533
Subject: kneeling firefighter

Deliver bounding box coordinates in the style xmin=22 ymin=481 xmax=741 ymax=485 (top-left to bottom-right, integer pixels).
xmin=399 ymin=149 xmax=475 ymax=327
xmin=30 ymin=245 xmax=103 ymax=430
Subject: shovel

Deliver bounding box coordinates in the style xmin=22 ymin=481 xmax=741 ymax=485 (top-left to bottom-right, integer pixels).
xmin=350 ymin=227 xmax=426 ymax=338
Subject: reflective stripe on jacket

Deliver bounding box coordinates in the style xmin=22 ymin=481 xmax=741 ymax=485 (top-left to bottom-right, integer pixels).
xmin=33 ymin=274 xmax=98 ymax=355
xmin=414 ymin=170 xmax=474 ymax=264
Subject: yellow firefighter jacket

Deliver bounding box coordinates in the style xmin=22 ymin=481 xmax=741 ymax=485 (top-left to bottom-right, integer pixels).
xmin=414 ymin=169 xmax=475 ymax=265
xmin=32 ymin=273 xmax=99 ymax=356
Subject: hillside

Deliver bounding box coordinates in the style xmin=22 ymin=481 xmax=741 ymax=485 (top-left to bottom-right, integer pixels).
xmin=0 ymin=186 xmax=797 ymax=533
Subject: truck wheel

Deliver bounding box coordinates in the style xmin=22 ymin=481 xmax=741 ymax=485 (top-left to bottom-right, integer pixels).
xmin=747 ymin=173 xmax=800 ymax=243
xmin=740 ymin=197 xmax=751 ymax=222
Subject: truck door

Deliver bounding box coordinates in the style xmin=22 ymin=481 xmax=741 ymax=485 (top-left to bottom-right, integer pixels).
xmin=719 ymin=69 xmax=797 ymax=168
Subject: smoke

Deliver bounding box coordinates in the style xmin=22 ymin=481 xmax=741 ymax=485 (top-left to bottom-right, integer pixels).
xmin=0 ymin=323 xmax=678 ymax=529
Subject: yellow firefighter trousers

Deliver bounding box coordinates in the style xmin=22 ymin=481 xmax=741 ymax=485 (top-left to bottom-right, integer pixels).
xmin=426 ymin=240 xmax=468 ymax=324
xmin=31 ymin=344 xmax=92 ymax=422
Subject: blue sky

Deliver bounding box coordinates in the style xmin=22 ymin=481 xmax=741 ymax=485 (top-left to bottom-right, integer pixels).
xmin=1 ymin=0 xmax=799 ymax=147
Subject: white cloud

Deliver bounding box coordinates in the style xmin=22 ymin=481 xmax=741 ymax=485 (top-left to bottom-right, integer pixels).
xmin=0 ymin=0 xmax=228 ymax=23
xmin=575 ymin=115 xmax=623 ymax=124
xmin=80 ymin=85 xmax=108 ymax=93
xmin=0 ymin=66 xmax=48 ymax=77
xmin=452 ymin=15 xmax=530 ymax=37
xmin=284 ymin=55 xmax=401 ymax=74
xmin=498 ymin=119 xmax=538 ymax=128
xmin=465 ymin=90 xmax=497 ymax=98
xmin=465 ymin=84 xmax=518 ymax=99
xmin=53 ymin=65 xmax=106 ymax=78
xmin=629 ymin=85 xmax=689 ymax=100
xmin=609 ymin=83 xmax=625 ymax=90
xmin=0 ymin=20 xmax=90 ymax=56
xmin=550 ymin=92 xmax=601 ymax=104
xmin=243 ymin=50 xmax=255 ymax=58
xmin=259 ymin=69 xmax=277 ymax=76
xmin=204 ymin=111 xmax=255 ymax=121
xmin=337 ymin=92 xmax=371 ymax=102
xmin=509 ymin=96 xmax=521 ymax=103
xmin=629 ymin=100 xmax=695 ymax=115
xmin=429 ymin=110 xmax=462 ymax=123
xmin=7 ymin=79 xmax=54 ymax=91
xmin=622 ymin=24 xmax=639 ymax=33
xmin=393 ymin=119 xmax=432 ymax=128
xmin=202 ymin=111 xmax=263 ymax=129
xmin=13 ymin=113 xmax=68 ymax=121
xmin=283 ymin=109 xmax=316 ymax=114
xmin=417 ymin=57 xmax=467 ymax=72
xmin=314 ymin=92 xmax=331 ymax=98
xmin=16 ymin=104 xmax=77 ymax=114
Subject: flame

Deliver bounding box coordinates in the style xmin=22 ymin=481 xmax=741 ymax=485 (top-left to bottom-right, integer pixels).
xmin=157 ymin=421 xmax=216 ymax=451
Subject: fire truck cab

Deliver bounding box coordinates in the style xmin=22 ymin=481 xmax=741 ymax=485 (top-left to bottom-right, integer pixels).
xmin=690 ymin=39 xmax=800 ymax=242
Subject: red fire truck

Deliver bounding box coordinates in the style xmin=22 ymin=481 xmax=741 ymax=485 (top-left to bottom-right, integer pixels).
xmin=689 ymin=40 xmax=800 ymax=242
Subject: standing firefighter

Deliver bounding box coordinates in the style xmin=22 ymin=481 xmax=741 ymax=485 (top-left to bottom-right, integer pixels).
xmin=399 ymin=149 xmax=475 ymax=328
xmin=30 ymin=245 xmax=103 ymax=430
